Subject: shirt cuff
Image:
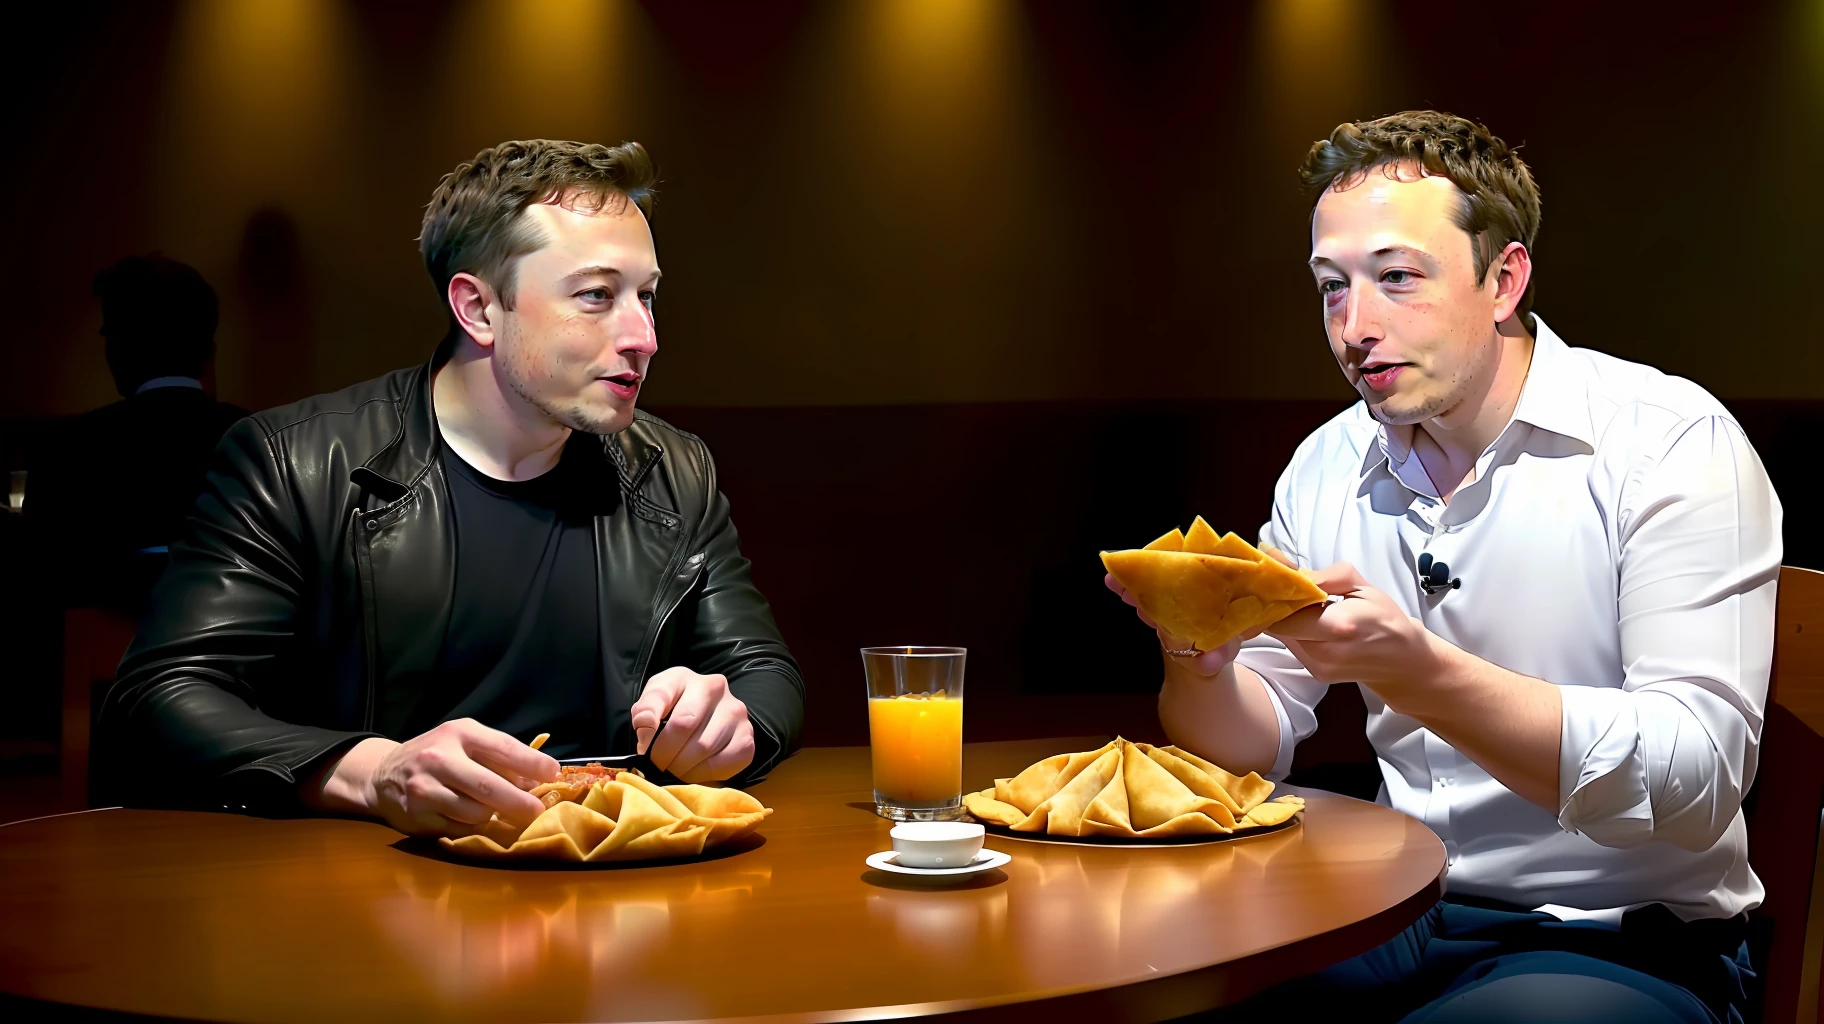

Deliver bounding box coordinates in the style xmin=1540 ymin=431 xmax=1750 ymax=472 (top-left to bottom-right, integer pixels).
xmin=1557 ymin=685 xmax=1654 ymax=847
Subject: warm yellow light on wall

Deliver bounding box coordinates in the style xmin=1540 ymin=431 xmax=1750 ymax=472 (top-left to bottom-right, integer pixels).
xmin=756 ymin=0 xmax=1082 ymax=407
xmin=438 ymin=0 xmax=636 ymax=144
xmin=1805 ymin=0 xmax=1824 ymax=101
xmin=1259 ymin=0 xmax=1376 ymax=116
xmin=153 ymin=0 xmax=358 ymax=407
xmin=162 ymin=0 xmax=350 ymax=186
xmin=864 ymin=0 xmax=1007 ymax=75
xmin=853 ymin=0 xmax=1022 ymax=147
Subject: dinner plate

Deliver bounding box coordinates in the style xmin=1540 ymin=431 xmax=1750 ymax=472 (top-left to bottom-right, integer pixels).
xmin=865 ymin=848 xmax=1011 ymax=878
xmin=976 ymin=810 xmax=1301 ymax=848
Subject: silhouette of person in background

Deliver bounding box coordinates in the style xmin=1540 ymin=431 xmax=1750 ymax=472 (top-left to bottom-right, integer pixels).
xmin=26 ymin=253 xmax=246 ymax=610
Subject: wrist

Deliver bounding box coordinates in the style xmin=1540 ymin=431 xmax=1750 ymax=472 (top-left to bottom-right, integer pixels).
xmin=303 ymin=737 xmax=394 ymax=816
xmin=1375 ymin=626 xmax=1456 ymax=714
xmin=1162 ymin=649 xmax=1237 ymax=685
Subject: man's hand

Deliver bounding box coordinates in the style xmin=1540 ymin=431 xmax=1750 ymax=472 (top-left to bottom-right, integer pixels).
xmin=1103 ymin=564 xmax=1284 ymax=775
xmin=1269 ymin=560 xmax=1564 ymax=811
xmin=305 ymin=720 xmax=559 ymax=837
xmin=1266 ymin=561 xmax=1437 ymax=689
xmin=1102 ymin=542 xmax=1306 ymax=673
xmin=1103 ymin=573 xmax=1245 ymax=676
xmin=631 ymin=667 xmax=755 ymax=783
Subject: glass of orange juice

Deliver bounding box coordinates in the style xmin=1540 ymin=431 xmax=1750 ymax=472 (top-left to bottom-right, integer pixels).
xmin=862 ymin=646 xmax=966 ymax=820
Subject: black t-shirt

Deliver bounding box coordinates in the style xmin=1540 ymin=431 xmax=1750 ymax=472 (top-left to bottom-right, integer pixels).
xmin=400 ymin=437 xmax=616 ymax=760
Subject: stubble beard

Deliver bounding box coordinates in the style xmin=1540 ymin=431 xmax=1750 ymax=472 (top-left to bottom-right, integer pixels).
xmin=497 ymin=317 xmax=628 ymax=436
xmin=1363 ymin=334 xmax=1499 ymax=428
xmin=1366 ymin=380 xmax=1455 ymax=427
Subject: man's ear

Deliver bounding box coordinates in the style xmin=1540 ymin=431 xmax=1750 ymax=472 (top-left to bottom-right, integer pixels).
xmin=448 ymin=272 xmax=500 ymax=348
xmin=1489 ymin=241 xmax=1532 ymax=326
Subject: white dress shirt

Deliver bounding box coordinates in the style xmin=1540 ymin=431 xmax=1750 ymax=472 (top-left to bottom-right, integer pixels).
xmin=1240 ymin=317 xmax=1780 ymax=921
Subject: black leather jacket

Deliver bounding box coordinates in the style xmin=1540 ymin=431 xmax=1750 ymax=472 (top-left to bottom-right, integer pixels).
xmin=96 ymin=346 xmax=805 ymax=811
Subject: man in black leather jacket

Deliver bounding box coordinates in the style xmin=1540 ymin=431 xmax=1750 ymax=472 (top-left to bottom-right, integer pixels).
xmin=96 ymin=140 xmax=805 ymax=837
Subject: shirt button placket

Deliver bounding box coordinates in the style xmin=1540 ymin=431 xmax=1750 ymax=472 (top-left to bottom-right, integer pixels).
xmin=1421 ymin=731 xmax=1457 ymax=854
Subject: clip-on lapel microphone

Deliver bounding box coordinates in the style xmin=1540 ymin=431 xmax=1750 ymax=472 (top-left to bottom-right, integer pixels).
xmin=1417 ymin=551 xmax=1462 ymax=595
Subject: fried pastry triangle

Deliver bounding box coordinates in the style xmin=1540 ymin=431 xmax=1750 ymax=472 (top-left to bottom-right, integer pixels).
xmin=441 ymin=773 xmax=771 ymax=863
xmin=964 ymin=737 xmax=1304 ymax=839
xmin=1102 ymin=518 xmax=1327 ymax=652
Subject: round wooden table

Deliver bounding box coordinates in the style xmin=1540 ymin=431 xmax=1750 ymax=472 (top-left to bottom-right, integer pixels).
xmin=0 ymin=738 xmax=1445 ymax=1022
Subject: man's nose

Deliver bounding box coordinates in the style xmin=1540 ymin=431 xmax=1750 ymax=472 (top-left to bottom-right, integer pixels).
xmin=1338 ymin=286 xmax=1380 ymax=349
xmin=616 ymin=299 xmax=659 ymax=356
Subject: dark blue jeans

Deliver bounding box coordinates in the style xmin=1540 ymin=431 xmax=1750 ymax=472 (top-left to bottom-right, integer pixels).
xmin=1216 ymin=899 xmax=1755 ymax=1024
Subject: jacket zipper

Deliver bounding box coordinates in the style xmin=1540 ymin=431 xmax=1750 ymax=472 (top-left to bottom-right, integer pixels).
xmin=352 ymin=505 xmax=383 ymax=731
xmin=631 ymin=556 xmax=705 ymax=689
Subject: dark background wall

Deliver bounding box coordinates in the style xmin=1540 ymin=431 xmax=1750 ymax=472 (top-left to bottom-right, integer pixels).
xmin=5 ymin=0 xmax=1822 ymax=418
xmin=3 ymin=0 xmax=1822 ymax=761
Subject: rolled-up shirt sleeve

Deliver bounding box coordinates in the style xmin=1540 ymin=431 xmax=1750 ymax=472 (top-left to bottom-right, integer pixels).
xmin=1557 ymin=415 xmax=1780 ymax=852
xmin=1237 ymin=458 xmax=1330 ymax=781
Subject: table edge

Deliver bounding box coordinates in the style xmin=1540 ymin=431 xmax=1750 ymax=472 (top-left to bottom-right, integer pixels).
xmin=649 ymin=863 xmax=1448 ymax=1024
xmin=0 ymin=850 xmax=1445 ymax=1024
xmin=1 ymin=775 xmax=1448 ymax=1022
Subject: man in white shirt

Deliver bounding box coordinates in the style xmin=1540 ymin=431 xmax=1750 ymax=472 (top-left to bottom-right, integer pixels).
xmin=1109 ymin=111 xmax=1773 ymax=1023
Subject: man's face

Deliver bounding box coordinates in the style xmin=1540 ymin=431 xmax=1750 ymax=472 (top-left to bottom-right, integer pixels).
xmin=1308 ymin=166 xmax=1503 ymax=426
xmin=492 ymin=195 xmax=660 ymax=435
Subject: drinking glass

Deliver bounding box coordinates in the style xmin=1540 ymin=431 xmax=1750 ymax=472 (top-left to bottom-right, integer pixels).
xmin=861 ymin=646 xmax=966 ymax=821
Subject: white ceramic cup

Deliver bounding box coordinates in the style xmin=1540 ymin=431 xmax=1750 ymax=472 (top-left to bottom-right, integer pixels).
xmin=889 ymin=821 xmax=985 ymax=868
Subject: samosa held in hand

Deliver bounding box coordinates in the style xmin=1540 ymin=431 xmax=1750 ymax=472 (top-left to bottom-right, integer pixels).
xmin=1101 ymin=516 xmax=1326 ymax=653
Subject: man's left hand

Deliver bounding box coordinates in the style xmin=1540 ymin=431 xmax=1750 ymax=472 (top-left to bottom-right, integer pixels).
xmin=1267 ymin=562 xmax=1438 ymax=689
xmin=631 ymin=667 xmax=756 ymax=783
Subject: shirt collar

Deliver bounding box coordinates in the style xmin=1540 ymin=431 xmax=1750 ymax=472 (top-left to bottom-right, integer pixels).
xmin=134 ymin=375 xmax=203 ymax=395
xmin=1507 ymin=317 xmax=1596 ymax=447
xmin=1374 ymin=315 xmax=1595 ymax=479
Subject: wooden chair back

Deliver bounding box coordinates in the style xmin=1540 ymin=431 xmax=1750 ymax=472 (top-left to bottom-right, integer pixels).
xmin=1752 ymin=566 xmax=1824 ymax=1023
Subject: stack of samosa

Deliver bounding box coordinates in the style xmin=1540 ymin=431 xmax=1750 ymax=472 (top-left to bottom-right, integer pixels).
xmin=964 ymin=738 xmax=1304 ymax=839
xmin=1101 ymin=516 xmax=1327 ymax=653
xmin=441 ymin=771 xmax=771 ymax=863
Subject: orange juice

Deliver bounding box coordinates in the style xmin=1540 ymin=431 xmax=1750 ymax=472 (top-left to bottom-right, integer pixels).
xmin=868 ymin=693 xmax=963 ymax=803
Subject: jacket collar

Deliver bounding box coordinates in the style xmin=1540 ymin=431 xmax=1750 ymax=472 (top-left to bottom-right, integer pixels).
xmin=349 ymin=334 xmax=663 ymax=505
xmin=348 ymin=337 xmax=450 ymax=505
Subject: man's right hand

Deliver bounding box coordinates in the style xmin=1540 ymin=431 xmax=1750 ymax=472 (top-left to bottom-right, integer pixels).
xmin=1103 ymin=544 xmax=1300 ymax=678
xmin=1107 ymin=546 xmax=1302 ymax=776
xmin=305 ymin=719 xmax=559 ymax=837
xmin=1103 ymin=573 xmax=1244 ymax=677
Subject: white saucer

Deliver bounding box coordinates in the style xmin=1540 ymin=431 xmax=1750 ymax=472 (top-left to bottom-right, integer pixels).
xmin=865 ymin=848 xmax=1011 ymax=878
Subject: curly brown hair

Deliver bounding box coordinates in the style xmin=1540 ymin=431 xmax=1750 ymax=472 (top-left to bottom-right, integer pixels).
xmin=1299 ymin=111 xmax=1540 ymax=323
xmin=419 ymin=139 xmax=658 ymax=311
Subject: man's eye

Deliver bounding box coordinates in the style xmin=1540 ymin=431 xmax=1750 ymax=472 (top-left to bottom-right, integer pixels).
xmin=1319 ymin=279 xmax=1345 ymax=296
xmin=579 ymin=288 xmax=611 ymax=302
xmin=639 ymin=290 xmax=656 ymax=311
xmin=1382 ymin=270 xmax=1413 ymax=285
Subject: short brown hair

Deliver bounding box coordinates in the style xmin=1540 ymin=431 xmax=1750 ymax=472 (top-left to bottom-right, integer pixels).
xmin=419 ymin=139 xmax=658 ymax=310
xmin=1299 ymin=111 xmax=1541 ymax=322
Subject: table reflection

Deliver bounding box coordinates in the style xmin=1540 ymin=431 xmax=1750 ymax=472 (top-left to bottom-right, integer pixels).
xmin=1002 ymin=832 xmax=1303 ymax=983
xmin=866 ymin=885 xmax=1010 ymax=962
xmin=376 ymin=854 xmax=773 ymax=999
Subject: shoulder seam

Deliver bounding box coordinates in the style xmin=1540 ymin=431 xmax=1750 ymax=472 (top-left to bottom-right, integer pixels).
xmin=255 ymin=395 xmax=400 ymax=438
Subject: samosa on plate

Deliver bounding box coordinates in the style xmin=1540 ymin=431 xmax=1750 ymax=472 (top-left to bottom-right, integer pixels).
xmin=1101 ymin=516 xmax=1327 ymax=653
xmin=964 ymin=738 xmax=1304 ymax=839
xmin=441 ymin=773 xmax=771 ymax=863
